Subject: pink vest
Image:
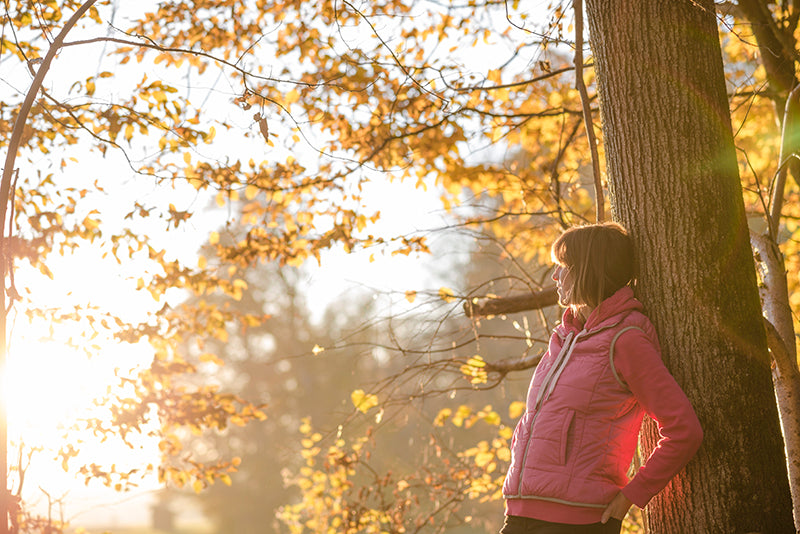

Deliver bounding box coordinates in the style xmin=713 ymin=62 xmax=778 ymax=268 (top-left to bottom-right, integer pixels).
xmin=502 ymin=288 xmax=656 ymax=509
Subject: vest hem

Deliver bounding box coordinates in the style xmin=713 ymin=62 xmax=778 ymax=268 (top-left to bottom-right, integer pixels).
xmin=502 ymin=494 xmax=607 ymax=509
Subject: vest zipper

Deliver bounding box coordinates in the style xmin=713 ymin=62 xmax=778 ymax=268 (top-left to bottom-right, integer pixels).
xmin=512 ymin=329 xmax=584 ymax=495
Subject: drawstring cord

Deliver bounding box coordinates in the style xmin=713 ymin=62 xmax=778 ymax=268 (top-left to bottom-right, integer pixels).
xmin=533 ymin=330 xmax=585 ymax=410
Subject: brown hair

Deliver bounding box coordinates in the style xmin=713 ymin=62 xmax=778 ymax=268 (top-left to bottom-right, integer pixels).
xmin=550 ymin=222 xmax=635 ymax=308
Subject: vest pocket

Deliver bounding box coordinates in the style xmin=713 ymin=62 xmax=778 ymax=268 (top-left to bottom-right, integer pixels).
xmin=559 ymin=409 xmax=575 ymax=465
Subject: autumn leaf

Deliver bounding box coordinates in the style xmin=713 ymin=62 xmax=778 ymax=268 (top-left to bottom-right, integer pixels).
xmin=509 ymin=401 xmax=526 ymax=419
xmin=254 ymin=112 xmax=269 ymax=142
xmin=350 ymin=389 xmax=378 ymax=413
xmin=438 ymin=287 xmax=456 ymax=303
xmin=474 ymin=451 xmax=495 ymax=468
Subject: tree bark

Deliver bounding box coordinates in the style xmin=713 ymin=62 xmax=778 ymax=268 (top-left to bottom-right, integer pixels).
xmin=584 ymin=1 xmax=794 ymax=532
xmin=752 ymin=232 xmax=800 ymax=531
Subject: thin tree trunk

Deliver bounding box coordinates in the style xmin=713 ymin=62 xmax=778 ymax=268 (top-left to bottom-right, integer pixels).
xmin=584 ymin=0 xmax=793 ymax=532
xmin=1 ymin=2 xmax=98 ymax=531
xmin=752 ymin=231 xmax=800 ymax=532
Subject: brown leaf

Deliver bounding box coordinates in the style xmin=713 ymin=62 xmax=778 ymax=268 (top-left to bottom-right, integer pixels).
xmin=258 ymin=116 xmax=269 ymax=142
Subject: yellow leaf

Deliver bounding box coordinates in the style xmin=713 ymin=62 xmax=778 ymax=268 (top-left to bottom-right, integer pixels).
xmin=509 ymin=401 xmax=526 ymax=419
xmin=199 ymin=353 xmax=223 ymax=365
xmin=497 ymin=446 xmax=511 ymax=462
xmin=433 ymin=407 xmax=452 ymax=426
xmin=206 ymin=126 xmax=216 ymax=143
xmin=220 ymin=474 xmax=232 ymax=486
xmin=351 ymin=389 xmax=378 ymax=413
xmin=193 ymin=480 xmax=204 ymax=493
xmin=183 ymin=151 xmax=192 ymax=164
xmin=285 ymin=88 xmax=300 ymax=104
xmin=209 ymin=231 xmax=220 ymax=245
xmin=405 ymin=290 xmax=417 ymax=303
xmin=452 ymin=405 xmax=471 ymax=427
xmin=475 ymin=451 xmax=495 ymax=467
xmin=438 ymin=287 xmax=456 ymax=303
xmin=197 ymin=255 xmax=207 ymax=269
xmin=245 ymin=184 xmax=259 ymax=200
xmin=466 ymin=355 xmax=485 ymax=367
xmin=299 ymin=420 xmax=312 ymax=435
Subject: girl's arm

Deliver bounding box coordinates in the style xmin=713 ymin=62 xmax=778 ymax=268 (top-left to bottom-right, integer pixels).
xmin=613 ymin=328 xmax=703 ymax=508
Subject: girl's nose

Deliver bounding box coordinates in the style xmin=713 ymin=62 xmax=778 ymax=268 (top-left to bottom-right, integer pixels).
xmin=552 ymin=266 xmax=559 ymax=281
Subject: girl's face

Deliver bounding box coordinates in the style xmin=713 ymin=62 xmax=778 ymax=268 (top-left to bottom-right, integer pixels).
xmin=552 ymin=264 xmax=574 ymax=306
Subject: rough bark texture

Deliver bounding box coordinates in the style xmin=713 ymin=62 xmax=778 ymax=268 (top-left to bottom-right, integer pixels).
xmin=584 ymin=1 xmax=794 ymax=532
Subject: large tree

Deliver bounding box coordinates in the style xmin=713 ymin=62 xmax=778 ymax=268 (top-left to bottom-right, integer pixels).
xmin=584 ymin=1 xmax=793 ymax=531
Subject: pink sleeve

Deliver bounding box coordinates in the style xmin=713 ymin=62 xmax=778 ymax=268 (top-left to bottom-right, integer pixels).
xmin=613 ymin=328 xmax=703 ymax=508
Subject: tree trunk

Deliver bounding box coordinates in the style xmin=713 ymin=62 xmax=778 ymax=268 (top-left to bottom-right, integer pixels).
xmin=583 ymin=1 xmax=794 ymax=532
xmin=1 ymin=2 xmax=98 ymax=532
xmin=752 ymin=232 xmax=800 ymax=531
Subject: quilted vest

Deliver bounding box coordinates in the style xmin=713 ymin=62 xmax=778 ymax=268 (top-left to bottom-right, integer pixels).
xmin=502 ymin=287 xmax=656 ymax=509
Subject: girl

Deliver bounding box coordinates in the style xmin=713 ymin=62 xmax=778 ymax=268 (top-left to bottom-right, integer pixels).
xmin=500 ymin=222 xmax=703 ymax=534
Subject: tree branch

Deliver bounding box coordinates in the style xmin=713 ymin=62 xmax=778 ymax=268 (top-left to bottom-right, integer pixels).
xmin=769 ymin=84 xmax=800 ymax=237
xmin=573 ymin=0 xmax=604 ymax=222
xmin=463 ymin=285 xmax=559 ymax=318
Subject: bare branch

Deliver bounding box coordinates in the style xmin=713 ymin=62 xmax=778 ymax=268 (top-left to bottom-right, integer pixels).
xmin=464 ymin=285 xmax=558 ymax=318
xmin=573 ymin=0 xmax=604 ymax=222
xmin=449 ymin=63 xmax=593 ymax=93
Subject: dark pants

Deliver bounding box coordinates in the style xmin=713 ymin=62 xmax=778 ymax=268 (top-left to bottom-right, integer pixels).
xmin=500 ymin=514 xmax=622 ymax=534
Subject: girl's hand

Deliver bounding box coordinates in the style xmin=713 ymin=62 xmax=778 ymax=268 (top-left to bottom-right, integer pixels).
xmin=601 ymin=491 xmax=632 ymax=523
